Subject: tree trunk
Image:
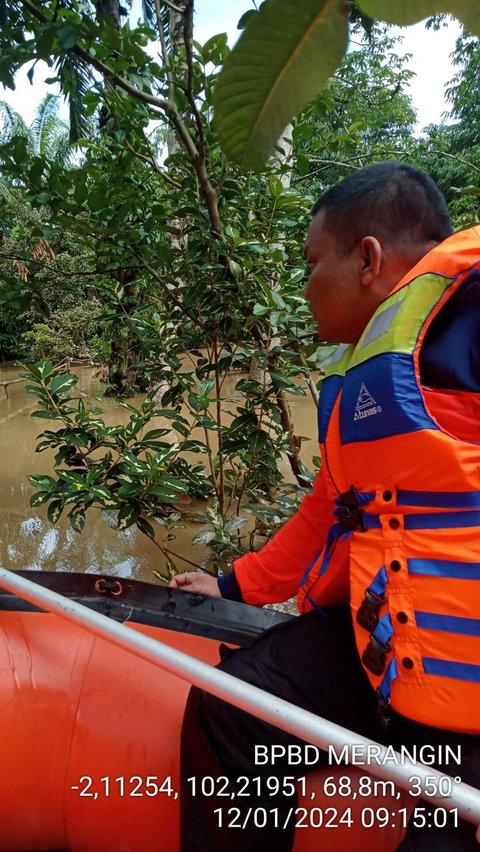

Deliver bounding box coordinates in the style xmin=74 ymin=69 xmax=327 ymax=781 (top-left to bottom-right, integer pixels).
xmin=95 ymin=0 xmax=145 ymax=396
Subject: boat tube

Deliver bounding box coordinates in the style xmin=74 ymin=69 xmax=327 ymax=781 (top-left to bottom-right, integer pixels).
xmin=0 ymin=571 xmax=475 ymax=852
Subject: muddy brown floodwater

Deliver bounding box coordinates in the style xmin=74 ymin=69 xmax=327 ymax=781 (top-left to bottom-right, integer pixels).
xmin=0 ymin=365 xmax=319 ymax=589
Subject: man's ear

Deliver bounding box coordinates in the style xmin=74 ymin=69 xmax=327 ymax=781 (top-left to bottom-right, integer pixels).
xmin=359 ymin=236 xmax=383 ymax=286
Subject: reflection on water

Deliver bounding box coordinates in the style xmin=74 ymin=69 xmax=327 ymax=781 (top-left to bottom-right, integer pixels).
xmin=0 ymin=365 xmax=318 ymax=585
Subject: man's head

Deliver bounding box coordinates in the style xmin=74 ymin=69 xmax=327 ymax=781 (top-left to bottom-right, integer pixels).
xmin=304 ymin=162 xmax=453 ymax=343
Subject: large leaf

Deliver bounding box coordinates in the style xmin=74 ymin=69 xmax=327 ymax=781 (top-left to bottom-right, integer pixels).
xmin=50 ymin=372 xmax=77 ymax=395
xmin=213 ymin=0 xmax=348 ymax=169
xmin=357 ymin=0 xmax=480 ymax=35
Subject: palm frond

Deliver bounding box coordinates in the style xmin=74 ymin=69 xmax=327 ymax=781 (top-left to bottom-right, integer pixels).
xmin=0 ymin=176 xmax=14 ymax=201
xmin=141 ymin=0 xmax=156 ymax=26
xmin=0 ymin=100 xmax=30 ymax=144
xmin=54 ymin=54 xmax=94 ymax=143
xmin=30 ymin=94 xmax=65 ymax=155
xmin=141 ymin=0 xmax=172 ymax=53
xmin=51 ymin=133 xmax=74 ymax=167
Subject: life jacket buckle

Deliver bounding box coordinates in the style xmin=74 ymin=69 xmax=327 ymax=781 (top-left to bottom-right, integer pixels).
xmin=356 ymin=588 xmax=386 ymax=632
xmin=336 ymin=485 xmax=365 ymax=532
xmin=362 ymin=634 xmax=391 ymax=676
xmin=375 ymin=690 xmax=391 ymax=729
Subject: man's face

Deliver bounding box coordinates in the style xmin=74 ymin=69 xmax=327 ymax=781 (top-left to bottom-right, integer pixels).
xmin=304 ymin=210 xmax=368 ymax=344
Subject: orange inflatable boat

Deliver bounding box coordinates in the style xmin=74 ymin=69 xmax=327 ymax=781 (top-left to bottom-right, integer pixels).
xmin=0 ymin=571 xmax=415 ymax=851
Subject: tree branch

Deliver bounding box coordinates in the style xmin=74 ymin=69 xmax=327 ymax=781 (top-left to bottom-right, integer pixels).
xmin=0 ymin=252 xmax=164 ymax=285
xmin=375 ymin=148 xmax=480 ymax=175
xmin=21 ymin=0 xmax=172 ymax=114
xmin=292 ymin=159 xmax=358 ymax=185
xmin=183 ymin=0 xmax=206 ymax=159
xmin=162 ymin=0 xmax=184 ymax=13
xmin=20 ymin=0 xmax=222 ymax=236
xmin=129 ymin=246 xmax=206 ymax=331
xmin=124 ymin=137 xmax=181 ymax=186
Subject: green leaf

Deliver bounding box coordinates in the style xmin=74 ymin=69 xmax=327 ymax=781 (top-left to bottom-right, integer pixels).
xmin=268 ymin=176 xmax=284 ymax=198
xmin=213 ymin=0 xmax=348 ymax=168
xmin=148 ymin=486 xmax=188 ymax=503
xmin=357 ymin=0 xmax=480 ymax=35
xmin=188 ymin=393 xmax=201 ymax=412
xmin=38 ymin=361 xmax=54 ymax=379
xmin=269 ymin=371 xmax=297 ymax=388
xmin=228 ymin=258 xmax=242 ymax=280
xmin=180 ymin=440 xmax=208 ymax=453
xmin=117 ymin=503 xmax=141 ymax=530
xmin=25 ymin=385 xmax=49 ymax=400
xmin=237 ymin=9 xmax=257 ymax=29
xmin=20 ymin=365 xmax=41 ymax=381
xmin=28 ymin=474 xmax=56 ymax=490
xmin=74 ymin=180 xmax=88 ymax=204
xmin=88 ymin=189 xmax=106 ymax=212
xmin=30 ymin=491 xmax=50 ymax=507
xmin=296 ymin=152 xmax=310 ymax=176
xmin=31 ymin=410 xmax=60 ymax=420
xmin=192 ymin=530 xmax=216 ymax=545
xmin=271 ymin=291 xmax=286 ymax=309
xmin=201 ymin=33 xmax=229 ymax=65
xmin=69 ymin=508 xmax=86 ymax=532
xmin=57 ymin=23 xmax=81 ymax=49
xmin=252 ymin=303 xmax=269 ymax=316
xmin=35 ymin=440 xmax=52 ymax=453
xmin=36 ymin=191 xmax=51 ymax=204
xmin=153 ymin=476 xmax=188 ymax=493
xmin=59 ymin=471 xmax=86 ymax=485
xmin=36 ymin=24 xmax=56 ymax=60
xmin=91 ymin=485 xmax=117 ymax=506
xmin=199 ymin=379 xmax=215 ymax=397
xmin=29 ymin=159 xmax=45 ymax=182
xmin=142 ymin=429 xmax=172 ymax=441
xmin=137 ymin=516 xmax=155 ymax=540
xmin=47 ymin=500 xmax=63 ymax=524
xmin=50 ymin=372 xmax=77 ymax=395
xmin=193 ymin=415 xmax=218 ymax=429
xmin=224 ymin=516 xmax=248 ymax=533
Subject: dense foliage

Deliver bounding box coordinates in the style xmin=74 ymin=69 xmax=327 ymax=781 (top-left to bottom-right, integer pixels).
xmin=1 ymin=1 xmax=479 ymax=577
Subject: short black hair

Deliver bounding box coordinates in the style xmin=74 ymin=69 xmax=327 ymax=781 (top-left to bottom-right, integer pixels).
xmin=312 ymin=162 xmax=453 ymax=252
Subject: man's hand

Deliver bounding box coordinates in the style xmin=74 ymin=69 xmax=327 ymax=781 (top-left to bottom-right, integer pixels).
xmin=168 ymin=571 xmax=221 ymax=597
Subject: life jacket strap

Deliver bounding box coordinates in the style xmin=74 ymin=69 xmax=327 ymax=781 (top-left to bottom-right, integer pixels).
xmin=361 ymin=613 xmax=394 ymax=676
xmin=356 ymin=566 xmax=388 ymax=632
xmin=311 ymin=486 xmax=374 ymax=580
xmin=375 ymin=658 xmax=399 ymax=728
xmin=334 ymin=485 xmax=373 ymax=532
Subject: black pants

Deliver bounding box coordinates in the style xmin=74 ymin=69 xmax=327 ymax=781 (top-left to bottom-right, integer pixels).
xmin=180 ymin=608 xmax=480 ymax=851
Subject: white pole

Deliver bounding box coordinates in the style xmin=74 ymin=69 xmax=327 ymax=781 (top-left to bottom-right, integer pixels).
xmin=0 ymin=567 xmax=479 ymax=826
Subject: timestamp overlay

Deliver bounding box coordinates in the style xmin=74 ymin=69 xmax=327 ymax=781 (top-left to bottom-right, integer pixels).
xmin=69 ymin=740 xmax=476 ymax=835
xmin=184 ymin=772 xmax=461 ymax=831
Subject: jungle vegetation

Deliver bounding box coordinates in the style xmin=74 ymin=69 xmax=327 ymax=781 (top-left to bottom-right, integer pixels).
xmin=1 ymin=1 xmax=479 ymax=577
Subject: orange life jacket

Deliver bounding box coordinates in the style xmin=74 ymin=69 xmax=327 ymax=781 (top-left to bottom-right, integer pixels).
xmin=298 ymin=227 xmax=480 ymax=733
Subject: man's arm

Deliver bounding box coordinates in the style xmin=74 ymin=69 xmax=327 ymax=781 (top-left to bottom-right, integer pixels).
xmin=170 ymin=468 xmax=333 ymax=605
xmin=230 ymin=467 xmax=332 ymax=605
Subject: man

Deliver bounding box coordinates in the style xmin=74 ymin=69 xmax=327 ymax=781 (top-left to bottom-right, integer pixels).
xmin=170 ymin=162 xmax=480 ymax=851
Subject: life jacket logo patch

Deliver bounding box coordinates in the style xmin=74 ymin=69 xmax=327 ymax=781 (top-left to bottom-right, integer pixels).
xmin=354 ymin=383 xmax=383 ymax=421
